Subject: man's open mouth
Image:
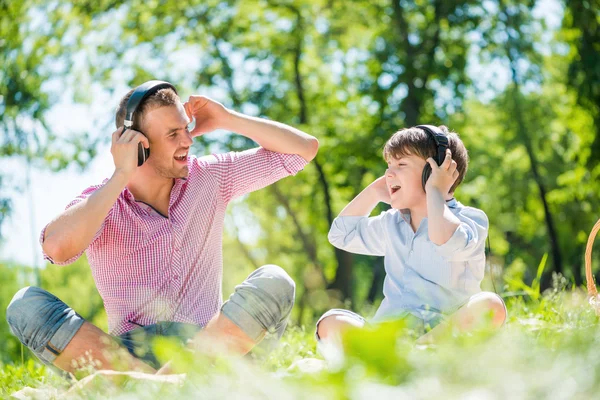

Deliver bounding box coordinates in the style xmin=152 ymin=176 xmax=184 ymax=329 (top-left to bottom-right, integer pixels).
xmin=174 ymin=153 xmax=188 ymax=161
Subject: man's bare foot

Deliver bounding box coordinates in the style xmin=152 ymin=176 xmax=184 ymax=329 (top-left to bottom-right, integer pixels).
xmin=155 ymin=361 xmax=173 ymax=375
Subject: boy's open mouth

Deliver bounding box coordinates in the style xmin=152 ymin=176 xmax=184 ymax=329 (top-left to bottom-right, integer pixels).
xmin=391 ymin=185 xmax=401 ymax=194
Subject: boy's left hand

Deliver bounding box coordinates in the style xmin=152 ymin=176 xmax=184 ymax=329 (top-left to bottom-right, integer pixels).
xmin=425 ymin=149 xmax=459 ymax=195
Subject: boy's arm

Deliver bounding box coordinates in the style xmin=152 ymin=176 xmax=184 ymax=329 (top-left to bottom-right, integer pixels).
xmin=425 ymin=149 xmax=461 ymax=245
xmin=328 ymin=177 xmax=390 ymax=256
xmin=425 ymin=149 xmax=488 ymax=261
xmin=184 ymin=96 xmax=319 ymax=162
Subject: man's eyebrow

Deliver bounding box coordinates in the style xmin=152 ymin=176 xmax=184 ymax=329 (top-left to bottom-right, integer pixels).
xmin=165 ymin=125 xmax=186 ymax=135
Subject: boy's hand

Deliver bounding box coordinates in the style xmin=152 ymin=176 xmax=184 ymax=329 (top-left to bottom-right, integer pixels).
xmin=183 ymin=96 xmax=231 ymax=138
xmin=370 ymin=176 xmax=392 ymax=204
xmin=425 ymin=149 xmax=459 ymax=195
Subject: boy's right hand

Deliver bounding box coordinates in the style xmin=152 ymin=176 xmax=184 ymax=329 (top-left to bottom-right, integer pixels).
xmin=370 ymin=176 xmax=391 ymax=204
xmin=110 ymin=127 xmax=149 ymax=181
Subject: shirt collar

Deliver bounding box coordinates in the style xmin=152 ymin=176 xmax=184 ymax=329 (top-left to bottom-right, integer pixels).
xmin=399 ymin=197 xmax=459 ymax=224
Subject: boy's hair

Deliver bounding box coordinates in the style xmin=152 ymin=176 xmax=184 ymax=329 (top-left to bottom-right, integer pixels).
xmin=383 ymin=125 xmax=469 ymax=193
xmin=115 ymin=87 xmax=180 ymax=131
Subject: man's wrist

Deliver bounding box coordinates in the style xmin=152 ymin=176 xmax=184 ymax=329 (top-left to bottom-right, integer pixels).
xmin=111 ymin=169 xmax=131 ymax=187
xmin=218 ymin=109 xmax=242 ymax=132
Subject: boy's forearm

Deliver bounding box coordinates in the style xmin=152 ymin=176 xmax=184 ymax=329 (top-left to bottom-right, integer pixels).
xmin=339 ymin=185 xmax=380 ymax=217
xmin=221 ymin=111 xmax=319 ymax=162
xmin=426 ymin=188 xmax=460 ymax=245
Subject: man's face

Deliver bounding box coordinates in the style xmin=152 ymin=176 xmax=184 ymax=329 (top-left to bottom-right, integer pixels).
xmin=385 ymin=153 xmax=427 ymax=210
xmin=141 ymin=103 xmax=193 ymax=179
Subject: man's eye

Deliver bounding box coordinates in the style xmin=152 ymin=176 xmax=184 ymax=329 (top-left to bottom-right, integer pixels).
xmin=169 ymin=132 xmax=177 ymax=138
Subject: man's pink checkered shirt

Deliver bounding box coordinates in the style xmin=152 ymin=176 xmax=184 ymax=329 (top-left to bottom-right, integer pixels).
xmin=40 ymin=148 xmax=307 ymax=336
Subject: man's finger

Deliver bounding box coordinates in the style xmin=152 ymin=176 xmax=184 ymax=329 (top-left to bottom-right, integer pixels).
xmin=122 ymin=129 xmax=140 ymax=143
xmin=133 ymin=133 xmax=150 ymax=149
xmin=183 ymin=102 xmax=193 ymax=120
xmin=112 ymin=127 xmax=124 ymax=144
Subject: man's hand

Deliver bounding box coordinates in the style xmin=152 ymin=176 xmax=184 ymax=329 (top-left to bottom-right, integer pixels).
xmin=425 ymin=149 xmax=459 ymax=195
xmin=111 ymin=127 xmax=149 ymax=180
xmin=183 ymin=95 xmax=230 ymax=138
xmin=369 ymin=176 xmax=392 ymax=205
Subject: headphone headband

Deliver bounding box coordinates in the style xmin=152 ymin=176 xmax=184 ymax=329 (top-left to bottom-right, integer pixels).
xmin=124 ymin=80 xmax=178 ymax=129
xmin=416 ymin=124 xmax=449 ymax=165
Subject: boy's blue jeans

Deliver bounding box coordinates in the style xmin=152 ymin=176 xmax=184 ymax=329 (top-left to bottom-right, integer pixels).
xmin=6 ymin=264 xmax=295 ymax=369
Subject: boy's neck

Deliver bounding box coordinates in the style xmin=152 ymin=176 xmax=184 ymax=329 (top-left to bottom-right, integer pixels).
xmin=405 ymin=194 xmax=456 ymax=233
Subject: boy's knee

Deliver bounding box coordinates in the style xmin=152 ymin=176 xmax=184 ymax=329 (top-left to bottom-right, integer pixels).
xmin=472 ymin=292 xmax=507 ymax=327
xmin=316 ymin=312 xmax=364 ymax=341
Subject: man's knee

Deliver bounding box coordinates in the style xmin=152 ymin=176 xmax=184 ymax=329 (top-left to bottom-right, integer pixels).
xmin=6 ymin=286 xmax=54 ymax=341
xmin=222 ymin=264 xmax=296 ymax=340
xmin=6 ymin=286 xmax=82 ymax=355
xmin=252 ymin=264 xmax=296 ymax=312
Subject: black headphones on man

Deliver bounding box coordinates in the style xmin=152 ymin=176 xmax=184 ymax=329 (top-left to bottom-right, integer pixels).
xmin=416 ymin=124 xmax=449 ymax=191
xmin=122 ymin=80 xmax=178 ymax=166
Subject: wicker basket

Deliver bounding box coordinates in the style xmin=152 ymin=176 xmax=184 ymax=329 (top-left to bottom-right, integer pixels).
xmin=585 ymin=219 xmax=600 ymax=314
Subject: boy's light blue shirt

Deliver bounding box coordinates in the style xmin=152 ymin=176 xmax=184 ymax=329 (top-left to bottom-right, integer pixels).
xmin=328 ymin=198 xmax=489 ymax=324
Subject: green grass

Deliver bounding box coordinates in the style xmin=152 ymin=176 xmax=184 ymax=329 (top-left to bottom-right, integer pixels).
xmin=3 ymin=285 xmax=600 ymax=399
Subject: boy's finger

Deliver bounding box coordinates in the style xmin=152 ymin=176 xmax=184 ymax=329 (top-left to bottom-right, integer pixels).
xmin=426 ymin=158 xmax=437 ymax=169
xmin=448 ymin=160 xmax=458 ymax=173
xmin=442 ymin=149 xmax=452 ymax=169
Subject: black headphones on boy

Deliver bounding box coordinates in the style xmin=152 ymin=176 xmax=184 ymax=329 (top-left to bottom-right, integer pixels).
xmin=416 ymin=124 xmax=449 ymax=191
xmin=122 ymin=80 xmax=178 ymax=166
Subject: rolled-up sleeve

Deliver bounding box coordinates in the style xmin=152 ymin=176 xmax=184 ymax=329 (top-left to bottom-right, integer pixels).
xmin=200 ymin=148 xmax=308 ymax=204
xmin=328 ymin=212 xmax=388 ymax=256
xmin=40 ymin=182 xmax=111 ymax=266
xmin=434 ymin=208 xmax=488 ymax=261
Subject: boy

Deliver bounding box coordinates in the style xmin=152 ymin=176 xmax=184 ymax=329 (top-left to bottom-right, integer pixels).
xmin=316 ymin=125 xmax=506 ymax=346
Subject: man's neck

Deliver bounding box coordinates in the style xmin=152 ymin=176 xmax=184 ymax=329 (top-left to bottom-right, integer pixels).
xmin=126 ymin=169 xmax=175 ymax=207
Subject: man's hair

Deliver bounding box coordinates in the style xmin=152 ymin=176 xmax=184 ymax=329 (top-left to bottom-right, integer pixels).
xmin=115 ymin=87 xmax=180 ymax=131
xmin=382 ymin=125 xmax=469 ymax=193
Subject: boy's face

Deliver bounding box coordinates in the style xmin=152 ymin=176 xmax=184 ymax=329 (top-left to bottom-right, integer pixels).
xmin=385 ymin=153 xmax=427 ymax=210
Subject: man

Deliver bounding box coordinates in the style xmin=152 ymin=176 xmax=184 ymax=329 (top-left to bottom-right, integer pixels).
xmin=6 ymin=82 xmax=319 ymax=373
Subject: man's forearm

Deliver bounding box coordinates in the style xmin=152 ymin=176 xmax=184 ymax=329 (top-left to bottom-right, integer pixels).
xmin=426 ymin=188 xmax=461 ymax=245
xmin=42 ymin=171 xmax=128 ymax=263
xmin=220 ymin=111 xmax=319 ymax=162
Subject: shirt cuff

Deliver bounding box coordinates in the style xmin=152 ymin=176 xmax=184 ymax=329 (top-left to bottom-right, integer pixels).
xmin=433 ymin=224 xmax=469 ymax=258
xmin=279 ymin=153 xmax=309 ymax=175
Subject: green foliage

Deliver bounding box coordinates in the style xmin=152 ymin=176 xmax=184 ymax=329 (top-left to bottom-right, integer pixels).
xmin=3 ymin=284 xmax=600 ymax=398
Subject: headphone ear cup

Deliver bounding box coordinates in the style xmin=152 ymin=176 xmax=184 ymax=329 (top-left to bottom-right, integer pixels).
xmin=137 ymin=142 xmax=150 ymax=166
xmin=422 ymin=163 xmax=432 ymax=191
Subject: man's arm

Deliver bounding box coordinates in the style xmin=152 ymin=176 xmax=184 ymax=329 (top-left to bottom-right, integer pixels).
xmin=184 ymin=96 xmax=319 ymax=162
xmin=42 ymin=127 xmax=147 ymax=264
